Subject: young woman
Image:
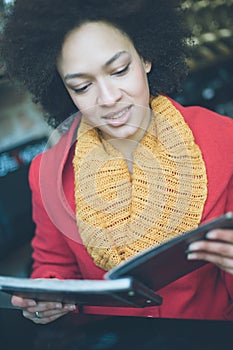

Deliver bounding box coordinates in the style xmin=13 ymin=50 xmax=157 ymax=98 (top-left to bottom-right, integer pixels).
xmin=1 ymin=0 xmax=233 ymax=324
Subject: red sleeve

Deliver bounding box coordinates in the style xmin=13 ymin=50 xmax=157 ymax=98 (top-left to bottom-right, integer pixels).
xmin=29 ymin=154 xmax=82 ymax=280
xmin=222 ymin=174 xmax=233 ymax=307
xmin=226 ymin=175 xmax=233 ymax=213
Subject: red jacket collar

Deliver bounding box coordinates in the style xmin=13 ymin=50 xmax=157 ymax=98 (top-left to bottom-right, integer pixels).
xmin=39 ymin=114 xmax=82 ymax=242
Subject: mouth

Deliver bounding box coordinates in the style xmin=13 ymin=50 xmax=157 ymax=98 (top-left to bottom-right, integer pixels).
xmin=102 ymin=106 xmax=132 ymax=120
xmin=102 ymin=105 xmax=132 ymax=126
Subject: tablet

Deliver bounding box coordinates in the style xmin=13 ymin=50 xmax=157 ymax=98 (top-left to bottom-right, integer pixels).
xmin=106 ymin=212 xmax=233 ymax=290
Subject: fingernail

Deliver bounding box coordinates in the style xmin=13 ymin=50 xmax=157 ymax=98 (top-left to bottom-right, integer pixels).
xmin=188 ymin=242 xmax=200 ymax=250
xmin=64 ymin=305 xmax=76 ymax=311
xmin=187 ymin=253 xmax=197 ymax=260
xmin=28 ymin=301 xmax=37 ymax=306
xmin=55 ymin=303 xmax=63 ymax=309
xmin=206 ymin=230 xmax=217 ymax=239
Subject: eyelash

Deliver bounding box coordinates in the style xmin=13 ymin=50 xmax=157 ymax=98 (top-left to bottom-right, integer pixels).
xmin=112 ymin=62 xmax=131 ymax=76
xmin=73 ymin=84 xmax=91 ymax=94
xmin=72 ymin=63 xmax=131 ymax=94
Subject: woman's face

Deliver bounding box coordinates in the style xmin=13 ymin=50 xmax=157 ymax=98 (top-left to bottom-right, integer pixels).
xmin=58 ymin=21 xmax=152 ymax=141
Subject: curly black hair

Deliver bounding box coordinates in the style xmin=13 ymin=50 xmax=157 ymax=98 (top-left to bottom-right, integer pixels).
xmin=1 ymin=0 xmax=191 ymax=126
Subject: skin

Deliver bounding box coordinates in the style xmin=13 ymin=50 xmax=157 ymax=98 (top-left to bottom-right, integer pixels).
xmin=11 ymin=21 xmax=233 ymax=324
xmin=187 ymin=229 xmax=233 ymax=275
xmin=57 ymin=22 xmax=152 ymax=163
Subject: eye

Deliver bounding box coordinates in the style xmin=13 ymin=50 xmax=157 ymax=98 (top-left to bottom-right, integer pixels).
xmin=73 ymin=83 xmax=91 ymax=94
xmin=112 ymin=63 xmax=130 ymax=76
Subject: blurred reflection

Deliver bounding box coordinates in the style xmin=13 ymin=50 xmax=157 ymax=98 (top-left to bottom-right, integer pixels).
xmin=0 ymin=79 xmax=50 ymax=152
xmin=0 ymin=80 xmax=49 ymax=274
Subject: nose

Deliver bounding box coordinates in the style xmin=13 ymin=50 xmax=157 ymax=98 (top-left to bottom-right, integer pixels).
xmin=97 ymin=78 xmax=122 ymax=106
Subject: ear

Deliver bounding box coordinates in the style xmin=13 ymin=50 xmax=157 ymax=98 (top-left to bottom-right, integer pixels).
xmin=142 ymin=60 xmax=152 ymax=73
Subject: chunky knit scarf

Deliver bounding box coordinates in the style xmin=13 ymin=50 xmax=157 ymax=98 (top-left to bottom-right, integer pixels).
xmin=73 ymin=95 xmax=207 ymax=271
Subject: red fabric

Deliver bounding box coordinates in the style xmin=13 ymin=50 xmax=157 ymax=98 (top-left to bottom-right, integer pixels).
xmin=29 ymin=99 xmax=233 ymax=320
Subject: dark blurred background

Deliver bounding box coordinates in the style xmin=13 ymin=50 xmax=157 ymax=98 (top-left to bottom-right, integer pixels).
xmin=0 ymin=0 xmax=52 ymax=286
xmin=0 ymin=0 xmax=232 ymax=286
xmin=171 ymin=0 xmax=233 ymax=118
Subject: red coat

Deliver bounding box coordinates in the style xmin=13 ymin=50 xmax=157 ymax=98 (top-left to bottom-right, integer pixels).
xmin=29 ymin=98 xmax=233 ymax=320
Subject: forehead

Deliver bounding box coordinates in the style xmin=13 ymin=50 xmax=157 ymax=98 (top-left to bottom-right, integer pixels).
xmin=58 ymin=22 xmax=135 ymax=70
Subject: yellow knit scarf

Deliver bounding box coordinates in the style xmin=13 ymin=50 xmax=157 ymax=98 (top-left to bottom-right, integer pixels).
xmin=73 ymin=95 xmax=207 ymax=271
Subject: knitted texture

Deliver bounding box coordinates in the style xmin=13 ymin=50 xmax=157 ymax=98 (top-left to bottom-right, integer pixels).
xmin=73 ymin=95 xmax=208 ymax=271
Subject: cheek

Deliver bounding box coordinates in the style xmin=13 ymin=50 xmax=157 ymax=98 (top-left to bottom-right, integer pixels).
xmin=139 ymin=71 xmax=150 ymax=91
xmin=68 ymin=93 xmax=92 ymax=114
xmin=128 ymin=68 xmax=150 ymax=97
xmin=70 ymin=88 xmax=100 ymax=113
xmin=76 ymin=101 xmax=98 ymax=124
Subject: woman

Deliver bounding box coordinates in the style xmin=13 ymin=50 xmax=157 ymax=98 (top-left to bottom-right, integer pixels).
xmin=1 ymin=0 xmax=233 ymax=324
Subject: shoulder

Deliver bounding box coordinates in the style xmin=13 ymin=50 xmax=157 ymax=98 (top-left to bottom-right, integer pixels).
xmin=169 ymin=97 xmax=233 ymax=133
xmin=29 ymin=115 xmax=80 ymax=189
xmin=168 ymin=97 xmax=233 ymax=151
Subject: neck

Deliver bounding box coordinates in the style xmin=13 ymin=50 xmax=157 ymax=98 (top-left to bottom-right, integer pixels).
xmin=101 ymin=109 xmax=153 ymax=160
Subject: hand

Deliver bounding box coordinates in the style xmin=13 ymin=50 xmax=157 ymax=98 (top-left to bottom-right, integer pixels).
xmin=187 ymin=229 xmax=233 ymax=275
xmin=11 ymin=295 xmax=77 ymax=324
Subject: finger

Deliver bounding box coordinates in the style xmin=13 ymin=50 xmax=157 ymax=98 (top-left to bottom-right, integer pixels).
xmin=26 ymin=302 xmax=76 ymax=313
xmin=63 ymin=303 xmax=77 ymax=311
xmin=187 ymin=251 xmax=233 ymax=273
xmin=206 ymin=229 xmax=233 ymax=243
xmin=22 ymin=308 xmax=70 ymax=324
xmin=11 ymin=295 xmax=37 ymax=308
xmin=26 ymin=301 xmax=63 ymax=313
xmin=34 ymin=308 xmax=71 ymax=319
xmin=188 ymin=240 xmax=233 ymax=257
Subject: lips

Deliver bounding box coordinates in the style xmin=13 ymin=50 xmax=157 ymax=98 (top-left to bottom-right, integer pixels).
xmin=102 ymin=105 xmax=132 ymax=127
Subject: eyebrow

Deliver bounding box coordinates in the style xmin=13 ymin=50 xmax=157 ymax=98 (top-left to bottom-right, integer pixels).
xmin=64 ymin=50 xmax=129 ymax=81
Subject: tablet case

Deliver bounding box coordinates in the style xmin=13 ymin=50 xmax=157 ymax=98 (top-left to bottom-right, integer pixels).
xmin=0 ymin=212 xmax=232 ymax=308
